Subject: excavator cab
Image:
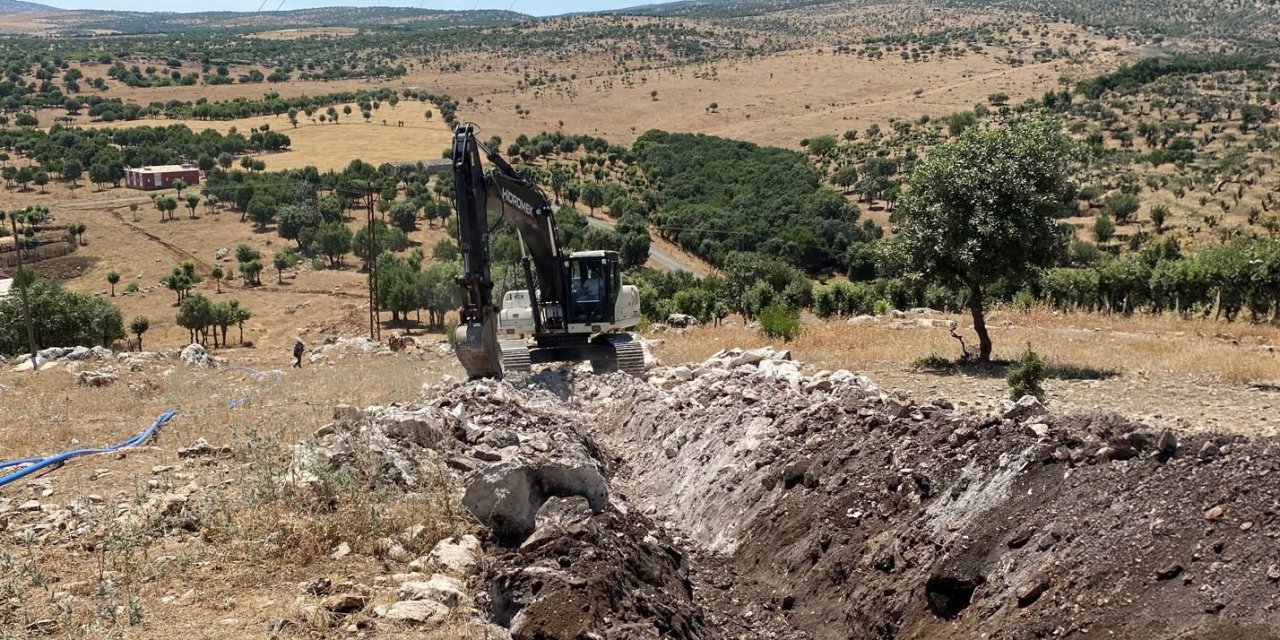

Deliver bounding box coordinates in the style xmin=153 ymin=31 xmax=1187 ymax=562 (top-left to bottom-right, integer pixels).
xmin=566 ymin=251 xmax=623 ymax=325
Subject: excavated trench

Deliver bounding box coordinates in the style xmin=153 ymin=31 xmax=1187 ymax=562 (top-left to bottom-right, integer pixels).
xmin=337 ymin=348 xmax=1280 ymax=639
xmin=481 ymin=349 xmax=1280 ymax=640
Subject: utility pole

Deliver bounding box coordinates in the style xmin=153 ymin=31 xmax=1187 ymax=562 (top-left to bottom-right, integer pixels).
xmin=365 ymin=189 xmax=380 ymax=342
xmin=7 ymin=210 xmax=38 ymax=373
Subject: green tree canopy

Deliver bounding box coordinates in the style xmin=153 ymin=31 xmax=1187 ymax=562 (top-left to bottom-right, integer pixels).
xmin=888 ymin=119 xmax=1076 ymax=361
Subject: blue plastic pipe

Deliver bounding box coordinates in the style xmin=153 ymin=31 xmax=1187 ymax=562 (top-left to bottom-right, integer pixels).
xmin=0 ymin=410 xmax=178 ymax=488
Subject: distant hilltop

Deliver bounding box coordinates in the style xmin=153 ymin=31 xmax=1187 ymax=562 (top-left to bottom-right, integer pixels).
xmin=0 ymin=0 xmax=61 ymax=12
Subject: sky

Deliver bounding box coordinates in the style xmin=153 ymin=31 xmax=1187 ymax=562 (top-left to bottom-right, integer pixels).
xmin=39 ymin=1 xmax=669 ymax=15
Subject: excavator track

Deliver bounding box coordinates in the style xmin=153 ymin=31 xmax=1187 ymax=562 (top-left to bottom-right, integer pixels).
xmin=607 ymin=334 xmax=647 ymax=377
xmin=500 ymin=340 xmax=532 ymax=374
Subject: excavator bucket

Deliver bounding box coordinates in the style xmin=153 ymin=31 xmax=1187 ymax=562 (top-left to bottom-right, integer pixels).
xmin=454 ymin=316 xmax=503 ymax=379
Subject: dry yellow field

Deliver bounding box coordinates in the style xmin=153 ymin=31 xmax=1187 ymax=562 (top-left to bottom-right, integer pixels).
xmin=47 ymin=103 xmax=456 ymax=173
xmin=654 ymin=307 xmax=1280 ymax=436
xmin=5 ymin=182 xmax=456 ymax=355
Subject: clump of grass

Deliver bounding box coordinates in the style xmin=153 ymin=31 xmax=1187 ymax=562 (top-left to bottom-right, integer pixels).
xmin=223 ymin=424 xmax=458 ymax=566
xmin=912 ymin=352 xmax=954 ymax=371
xmin=1007 ymin=343 xmax=1047 ymax=401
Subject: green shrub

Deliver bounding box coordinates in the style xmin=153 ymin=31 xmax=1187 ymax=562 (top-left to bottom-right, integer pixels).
xmin=912 ymin=352 xmax=953 ymax=370
xmin=124 ymin=282 xmax=141 ymax=294
xmin=310 ymin=257 xmax=326 ymax=271
xmin=1007 ymin=344 xmax=1047 ymax=401
xmin=1012 ymin=289 xmax=1035 ymax=313
xmin=872 ymin=299 xmax=892 ymax=316
xmin=0 ymin=277 xmax=126 ymax=355
xmin=757 ymin=304 xmax=802 ymax=342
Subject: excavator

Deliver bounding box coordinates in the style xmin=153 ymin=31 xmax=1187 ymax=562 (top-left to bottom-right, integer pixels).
xmin=450 ymin=123 xmax=645 ymax=379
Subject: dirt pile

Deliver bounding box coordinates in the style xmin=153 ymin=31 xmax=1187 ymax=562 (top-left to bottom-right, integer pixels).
xmin=289 ymin=347 xmax=1280 ymax=639
xmin=7 ymin=346 xmax=1278 ymax=639
xmin=587 ymin=348 xmax=1280 ymax=640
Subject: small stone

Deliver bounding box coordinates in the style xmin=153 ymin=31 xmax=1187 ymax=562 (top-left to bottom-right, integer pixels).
xmin=397 ymin=574 xmax=465 ymax=608
xmin=381 ymin=599 xmax=447 ymax=624
xmin=26 ymin=619 xmax=56 ymax=634
xmin=410 ymin=534 xmax=481 ymax=577
xmin=263 ymin=618 xmax=295 ymax=633
xmin=1266 ymin=565 xmax=1280 ymax=582
xmin=1016 ymin=577 xmax=1050 ymax=607
xmin=321 ymin=593 xmax=367 ymax=615
xmin=1240 ymin=521 xmax=1253 ymax=531
xmin=330 ymin=542 xmax=351 ymax=559
xmin=305 ymin=577 xmax=332 ymax=596
xmin=1204 ymin=506 xmax=1224 ymax=521
xmin=1007 ymin=527 xmax=1035 ymax=549
xmin=1198 ymin=441 xmax=1219 ymax=460
xmin=1155 ymin=564 xmax=1183 ymax=580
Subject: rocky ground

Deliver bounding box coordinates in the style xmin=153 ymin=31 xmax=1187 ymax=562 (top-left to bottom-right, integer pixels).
xmin=3 ymin=345 xmax=1279 ymax=639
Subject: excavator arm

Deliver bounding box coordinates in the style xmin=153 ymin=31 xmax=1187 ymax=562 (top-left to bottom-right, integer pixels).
xmin=451 ymin=123 xmax=562 ymax=378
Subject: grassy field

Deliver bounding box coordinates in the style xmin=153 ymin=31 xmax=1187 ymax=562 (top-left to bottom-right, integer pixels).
xmin=653 ymin=307 xmax=1280 ymax=435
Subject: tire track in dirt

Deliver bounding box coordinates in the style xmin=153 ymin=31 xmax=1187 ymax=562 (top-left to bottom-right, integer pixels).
xmin=108 ymin=207 xmax=212 ymax=271
xmin=107 ymin=206 xmax=369 ymax=301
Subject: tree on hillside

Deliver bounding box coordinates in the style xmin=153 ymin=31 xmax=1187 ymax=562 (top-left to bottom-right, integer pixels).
xmin=106 ymin=270 xmax=120 ymax=297
xmin=888 ymin=119 xmax=1075 ymax=362
xmin=130 ymin=316 xmax=149 ymax=351
xmin=277 ymin=205 xmax=320 ymax=248
xmin=831 ymin=165 xmax=858 ymax=194
xmin=1092 ymin=213 xmax=1115 ymax=244
xmin=33 ymin=171 xmax=48 ymax=193
xmin=273 ymin=250 xmax=297 ymax=284
xmin=172 ymin=178 xmax=187 ymax=197
xmin=581 ymin=183 xmax=604 ymax=215
xmin=1150 ymin=203 xmax=1170 ymax=234
xmin=314 ymin=222 xmax=353 ymax=267
xmin=62 ymin=160 xmax=82 ymax=186
xmin=246 ymin=195 xmax=276 ymax=230
xmin=185 ymin=194 xmax=200 ymax=219
xmin=1103 ymin=192 xmax=1140 ymax=224
xmin=389 ymin=202 xmax=418 ymax=233
xmin=158 ymin=196 xmax=178 ymax=222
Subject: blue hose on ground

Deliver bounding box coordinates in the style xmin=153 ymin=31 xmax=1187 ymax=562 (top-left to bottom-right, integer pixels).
xmin=0 ymin=410 xmax=179 ymax=488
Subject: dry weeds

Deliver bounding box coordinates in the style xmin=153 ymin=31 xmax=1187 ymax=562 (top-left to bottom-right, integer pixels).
xmin=0 ymin=353 xmax=473 ymax=639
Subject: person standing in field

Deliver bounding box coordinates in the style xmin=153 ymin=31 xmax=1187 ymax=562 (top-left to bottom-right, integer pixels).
xmin=293 ymin=338 xmax=305 ymax=369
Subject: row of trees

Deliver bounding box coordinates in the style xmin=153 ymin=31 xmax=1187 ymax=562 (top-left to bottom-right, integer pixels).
xmin=0 ymin=124 xmax=289 ymax=193
xmin=375 ymin=251 xmax=462 ymax=328
xmin=176 ymin=294 xmax=252 ymax=347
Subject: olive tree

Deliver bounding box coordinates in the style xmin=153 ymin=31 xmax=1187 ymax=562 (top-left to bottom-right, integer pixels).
xmin=888 ymin=119 xmax=1076 ymax=361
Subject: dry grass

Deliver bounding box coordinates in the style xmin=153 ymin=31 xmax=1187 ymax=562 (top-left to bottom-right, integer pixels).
xmin=49 ymin=103 xmax=456 ymax=173
xmin=652 ymin=307 xmax=1280 ymax=436
xmin=0 ymin=352 xmax=473 ymax=639
xmin=5 ymin=185 xmax=456 ymax=354
xmin=656 ymin=307 xmax=1280 ymax=382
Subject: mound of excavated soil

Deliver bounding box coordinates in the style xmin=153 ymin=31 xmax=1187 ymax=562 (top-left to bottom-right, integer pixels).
xmin=18 ymin=347 xmax=1271 ymax=639
xmin=427 ymin=347 xmax=1280 ymax=639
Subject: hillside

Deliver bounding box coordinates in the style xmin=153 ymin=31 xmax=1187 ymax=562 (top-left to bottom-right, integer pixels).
xmin=611 ymin=0 xmax=840 ymax=17
xmin=0 ymin=0 xmax=58 ymax=12
xmin=28 ymin=6 xmax=528 ymax=35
